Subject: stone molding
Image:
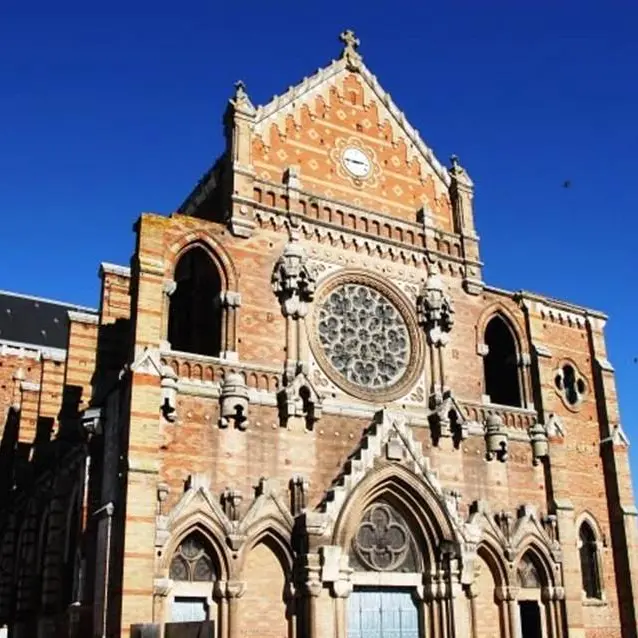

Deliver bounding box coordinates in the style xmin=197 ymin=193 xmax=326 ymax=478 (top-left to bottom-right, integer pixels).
xmin=99 ymin=262 xmax=131 ymax=278
xmin=67 ymin=310 xmax=99 ymax=325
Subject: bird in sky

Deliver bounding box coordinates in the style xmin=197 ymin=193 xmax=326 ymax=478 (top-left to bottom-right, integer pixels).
xmin=563 ymin=180 xmax=572 ymax=189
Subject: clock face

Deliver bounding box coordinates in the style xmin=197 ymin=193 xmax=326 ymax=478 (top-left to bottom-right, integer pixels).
xmin=342 ymin=147 xmax=372 ymax=178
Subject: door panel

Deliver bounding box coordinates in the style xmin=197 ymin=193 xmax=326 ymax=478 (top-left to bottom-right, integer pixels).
xmin=348 ymin=589 xmax=419 ymax=638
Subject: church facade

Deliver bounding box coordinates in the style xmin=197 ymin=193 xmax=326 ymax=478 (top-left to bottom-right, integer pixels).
xmin=0 ymin=31 xmax=637 ymax=638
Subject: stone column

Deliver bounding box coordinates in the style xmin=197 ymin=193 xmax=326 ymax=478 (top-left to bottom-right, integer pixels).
xmin=225 ymin=580 xmax=246 ymax=638
xmin=220 ymin=291 xmax=241 ymax=361
xmin=161 ymin=280 xmax=176 ymax=349
xmin=213 ymin=580 xmax=230 ymax=638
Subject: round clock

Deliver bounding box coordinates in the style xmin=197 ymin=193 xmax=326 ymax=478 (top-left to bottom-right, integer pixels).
xmin=342 ymin=146 xmax=372 ymax=178
xmin=309 ymin=271 xmax=424 ymax=403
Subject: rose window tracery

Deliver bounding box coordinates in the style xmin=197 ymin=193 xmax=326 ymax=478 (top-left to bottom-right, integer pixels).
xmin=317 ymin=284 xmax=410 ymax=390
xmin=351 ymin=503 xmax=417 ymax=572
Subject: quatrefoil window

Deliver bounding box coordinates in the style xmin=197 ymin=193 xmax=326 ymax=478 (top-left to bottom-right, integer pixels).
xmin=351 ymin=503 xmax=417 ymax=572
xmin=554 ymin=363 xmax=587 ymax=408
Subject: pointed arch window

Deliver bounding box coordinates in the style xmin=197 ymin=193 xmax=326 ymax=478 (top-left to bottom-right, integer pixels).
xmin=483 ymin=315 xmax=521 ymax=407
xmin=579 ymin=522 xmax=602 ymax=600
xmin=169 ymin=532 xmax=216 ymax=582
xmin=168 ymin=247 xmax=223 ymax=357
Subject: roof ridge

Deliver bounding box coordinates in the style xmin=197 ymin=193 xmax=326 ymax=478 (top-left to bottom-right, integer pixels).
xmin=0 ymin=289 xmax=97 ymax=314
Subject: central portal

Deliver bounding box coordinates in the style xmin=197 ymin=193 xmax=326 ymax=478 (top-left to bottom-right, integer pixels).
xmin=348 ymin=589 xmax=419 ymax=638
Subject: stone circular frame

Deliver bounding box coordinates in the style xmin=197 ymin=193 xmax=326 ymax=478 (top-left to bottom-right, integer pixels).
xmin=308 ymin=270 xmax=424 ymax=403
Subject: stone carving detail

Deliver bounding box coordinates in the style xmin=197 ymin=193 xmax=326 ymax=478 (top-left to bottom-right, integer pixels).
xmin=428 ymin=389 xmax=468 ymax=444
xmin=277 ymin=372 xmax=322 ymax=430
xmin=219 ymin=373 xmax=249 ymax=430
xmin=351 ymin=503 xmax=416 ymax=572
xmin=417 ymin=266 xmax=455 ymax=346
xmin=272 ymin=241 xmax=316 ymax=319
xmin=485 ymin=414 xmax=508 ymax=461
xmin=160 ymin=365 xmax=178 ymax=422
xmin=529 ymin=422 xmax=549 ymax=465
xmin=516 ymin=554 xmax=541 ymax=588
xmin=317 ymin=284 xmax=409 ymax=390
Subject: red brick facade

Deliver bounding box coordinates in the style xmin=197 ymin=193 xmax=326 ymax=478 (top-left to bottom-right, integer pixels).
xmin=0 ymin=31 xmax=637 ymax=638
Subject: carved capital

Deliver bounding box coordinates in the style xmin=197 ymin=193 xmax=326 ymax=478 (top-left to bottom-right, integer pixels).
xmin=226 ymin=580 xmax=247 ymax=599
xmin=163 ymin=280 xmax=177 ymax=296
xmin=153 ymin=578 xmax=173 ymax=597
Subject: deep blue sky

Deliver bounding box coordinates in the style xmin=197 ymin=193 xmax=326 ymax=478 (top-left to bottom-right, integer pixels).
xmin=2 ymin=2 xmax=637 ymax=479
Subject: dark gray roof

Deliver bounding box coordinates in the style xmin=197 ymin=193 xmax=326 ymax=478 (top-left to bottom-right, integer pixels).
xmin=0 ymin=290 xmax=97 ymax=350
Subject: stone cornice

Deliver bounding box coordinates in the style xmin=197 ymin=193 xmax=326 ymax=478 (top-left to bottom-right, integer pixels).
xmin=99 ymin=262 xmax=131 ymax=278
xmin=68 ymin=310 xmax=100 ymax=325
xmin=0 ymin=338 xmax=66 ymax=363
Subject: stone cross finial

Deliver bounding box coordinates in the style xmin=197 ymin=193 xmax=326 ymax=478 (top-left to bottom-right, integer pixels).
xmin=340 ymin=29 xmax=360 ymax=52
xmin=339 ymin=29 xmax=362 ymax=67
xmin=234 ymin=80 xmax=247 ymax=99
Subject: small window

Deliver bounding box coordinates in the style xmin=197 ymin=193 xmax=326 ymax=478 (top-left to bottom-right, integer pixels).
xmin=579 ymin=522 xmax=602 ymax=599
xmin=554 ymin=363 xmax=586 ymax=408
xmin=169 ymin=533 xmax=215 ymax=583
xmin=483 ymin=316 xmax=521 ymax=407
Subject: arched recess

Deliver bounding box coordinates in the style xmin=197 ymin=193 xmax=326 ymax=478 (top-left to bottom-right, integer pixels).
xmin=333 ymin=465 xmax=459 ymax=638
xmin=575 ymin=512 xmax=605 ymax=601
xmin=482 ymin=312 xmax=523 ymax=407
xmin=165 ymin=235 xmax=240 ymax=359
xmin=168 ymin=245 xmax=224 ymax=357
xmin=513 ymin=543 xmax=561 ymax=638
xmin=333 ymin=464 xmax=458 ymax=568
xmin=238 ymin=529 xmax=295 ymax=638
xmin=472 ymin=542 xmax=509 ymax=638
xmin=159 ymin=523 xmax=228 ymax=631
xmin=62 ymin=488 xmax=82 ymax=607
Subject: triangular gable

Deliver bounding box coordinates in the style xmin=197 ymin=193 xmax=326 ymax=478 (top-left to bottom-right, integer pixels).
xmin=250 ymin=34 xmax=455 ymax=229
xmin=319 ymin=408 xmax=452 ymax=522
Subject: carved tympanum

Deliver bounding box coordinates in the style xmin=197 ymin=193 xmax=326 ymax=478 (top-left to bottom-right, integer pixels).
xmin=318 ymin=284 xmax=409 ymax=390
xmin=516 ymin=554 xmax=541 ymax=588
xmin=351 ymin=503 xmax=417 ymax=572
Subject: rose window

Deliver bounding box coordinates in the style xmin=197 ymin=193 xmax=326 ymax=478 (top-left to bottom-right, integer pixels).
xmin=317 ymin=284 xmax=410 ymax=391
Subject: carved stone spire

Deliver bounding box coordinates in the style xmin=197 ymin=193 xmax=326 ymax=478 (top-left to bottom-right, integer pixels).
xmin=339 ymin=29 xmax=362 ymax=69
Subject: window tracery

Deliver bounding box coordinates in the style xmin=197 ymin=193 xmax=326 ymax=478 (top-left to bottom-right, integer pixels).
xmin=350 ymin=503 xmax=417 ymax=573
xmin=317 ymin=284 xmax=410 ymax=390
xmin=169 ymin=533 xmax=215 ymax=582
xmin=554 ymin=363 xmax=587 ymax=408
